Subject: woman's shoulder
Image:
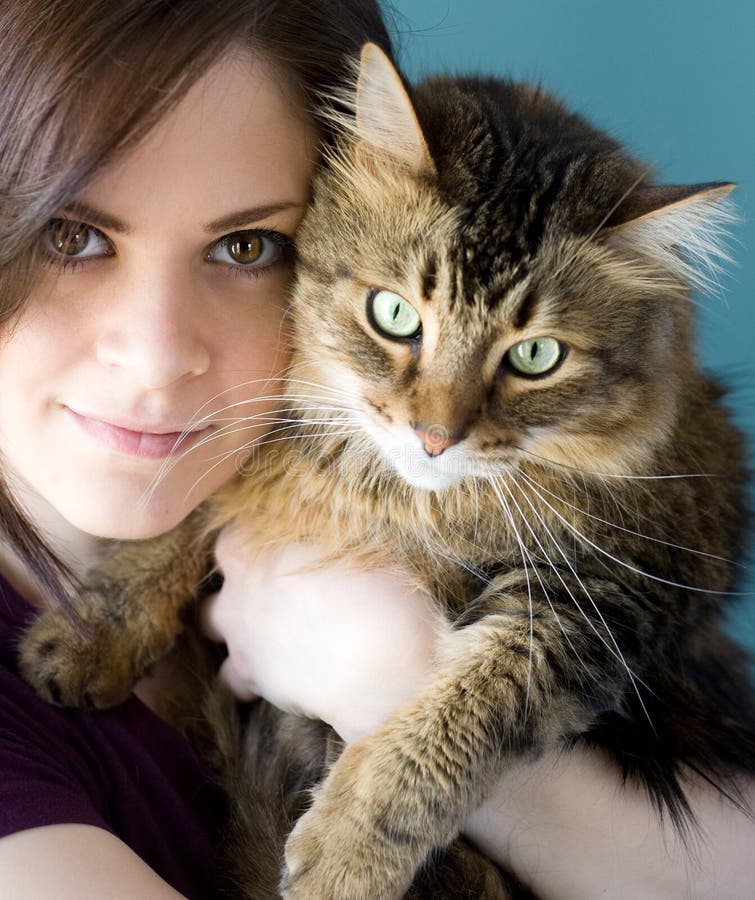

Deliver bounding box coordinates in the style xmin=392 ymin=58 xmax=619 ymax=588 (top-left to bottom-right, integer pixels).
xmin=0 ymin=579 xmax=116 ymax=838
xmin=0 ymin=576 xmax=228 ymax=900
xmin=0 ymin=580 xmax=80 ymax=747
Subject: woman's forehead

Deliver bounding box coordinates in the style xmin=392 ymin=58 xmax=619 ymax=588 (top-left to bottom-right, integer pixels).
xmin=77 ymin=53 xmax=317 ymax=234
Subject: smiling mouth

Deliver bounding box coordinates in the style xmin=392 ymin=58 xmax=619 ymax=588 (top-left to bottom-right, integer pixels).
xmin=66 ymin=408 xmax=212 ymax=460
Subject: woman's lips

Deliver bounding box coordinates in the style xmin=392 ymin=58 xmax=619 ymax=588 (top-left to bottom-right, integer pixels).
xmin=67 ymin=408 xmax=210 ymax=459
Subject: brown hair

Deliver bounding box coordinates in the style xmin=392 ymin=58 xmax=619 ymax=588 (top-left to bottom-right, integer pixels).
xmin=0 ymin=0 xmax=395 ymax=597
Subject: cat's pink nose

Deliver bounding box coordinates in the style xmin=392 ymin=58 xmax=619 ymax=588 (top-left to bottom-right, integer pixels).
xmin=413 ymin=424 xmax=460 ymax=457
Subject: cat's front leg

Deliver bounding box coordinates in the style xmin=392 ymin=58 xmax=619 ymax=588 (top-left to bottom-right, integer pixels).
xmin=19 ymin=506 xmax=213 ymax=708
xmin=282 ymin=593 xmax=629 ymax=899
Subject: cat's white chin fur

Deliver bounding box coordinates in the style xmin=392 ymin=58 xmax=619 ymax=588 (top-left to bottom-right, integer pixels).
xmin=360 ymin=417 xmax=471 ymax=491
xmin=390 ymin=453 xmax=465 ymax=492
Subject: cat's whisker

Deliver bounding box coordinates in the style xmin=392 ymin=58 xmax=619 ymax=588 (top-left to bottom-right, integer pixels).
xmin=296 ymin=418 xmax=366 ymax=433
xmin=178 ymin=377 xmax=299 ymax=429
xmin=147 ymin=402 xmax=362 ymax=490
xmin=276 ymin=376 xmax=356 ymax=401
xmin=146 ymin=415 xmax=279 ymax=492
xmin=484 ymin=477 xmax=535 ymax=719
xmin=140 ymin=418 xmax=363 ymax=506
xmin=144 ymin=391 xmax=334 ymax=489
xmin=491 ymin=478 xmax=609 ymax=658
xmin=517 ymin=446 xmax=719 ymax=482
xmin=519 ymin=469 xmax=742 ymax=568
xmin=507 ymin=476 xmax=654 ymax=727
xmin=521 ymin=475 xmax=752 ymax=598
xmin=286 ymin=401 xmax=355 ymax=415
xmin=247 ymin=428 xmax=363 ymax=451
xmin=205 ymin=418 xmax=363 ymax=460
xmin=486 ymin=475 xmax=596 ymax=691
xmin=195 ymin=424 xmax=364 ymax=468
xmin=491 ymin=474 xmax=648 ymax=708
xmin=174 ymin=426 xmax=365 ymax=507
xmin=239 ymin=413 xmax=362 ymax=432
xmin=275 ymin=374 xmax=360 ymax=406
xmin=166 ymin=376 xmax=355 ymax=455
xmin=185 ymin=393 xmax=354 ymax=425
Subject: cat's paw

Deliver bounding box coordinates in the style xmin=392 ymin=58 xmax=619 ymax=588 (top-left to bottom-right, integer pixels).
xmin=19 ymin=602 xmax=145 ymax=709
xmin=281 ymin=740 xmax=417 ymax=900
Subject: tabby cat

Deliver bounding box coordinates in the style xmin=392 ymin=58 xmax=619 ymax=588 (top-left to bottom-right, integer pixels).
xmin=21 ymin=43 xmax=755 ymax=899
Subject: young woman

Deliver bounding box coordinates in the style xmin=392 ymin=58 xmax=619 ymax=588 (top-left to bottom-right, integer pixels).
xmin=0 ymin=2 xmax=752 ymax=898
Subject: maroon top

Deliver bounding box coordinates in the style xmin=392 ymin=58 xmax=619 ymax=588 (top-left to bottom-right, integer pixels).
xmin=0 ymin=576 xmax=229 ymax=899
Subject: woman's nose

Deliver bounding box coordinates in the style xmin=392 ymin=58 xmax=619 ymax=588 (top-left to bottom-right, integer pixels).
xmin=95 ymin=266 xmax=211 ymax=390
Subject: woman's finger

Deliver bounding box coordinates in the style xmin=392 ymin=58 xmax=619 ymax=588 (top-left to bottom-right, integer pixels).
xmin=200 ymin=592 xmax=228 ymax=643
xmin=217 ymin=655 xmax=259 ymax=702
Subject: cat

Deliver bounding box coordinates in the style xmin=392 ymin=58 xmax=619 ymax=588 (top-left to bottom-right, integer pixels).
xmin=20 ymin=42 xmax=755 ymax=899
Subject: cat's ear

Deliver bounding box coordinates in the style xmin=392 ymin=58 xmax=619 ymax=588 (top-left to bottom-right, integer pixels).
xmin=353 ymin=43 xmax=435 ymax=176
xmin=601 ymin=182 xmax=736 ymax=291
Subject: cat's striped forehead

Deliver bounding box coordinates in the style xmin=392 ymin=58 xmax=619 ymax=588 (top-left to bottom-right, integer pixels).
xmin=310 ymin=80 xmax=649 ymax=324
xmin=293 ymin=58 xmax=728 ymax=404
xmin=302 ymin=150 xmax=611 ymax=356
xmin=410 ymin=76 xmax=650 ymax=304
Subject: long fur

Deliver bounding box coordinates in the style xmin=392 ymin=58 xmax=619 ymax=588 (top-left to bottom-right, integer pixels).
xmin=20 ymin=44 xmax=755 ymax=899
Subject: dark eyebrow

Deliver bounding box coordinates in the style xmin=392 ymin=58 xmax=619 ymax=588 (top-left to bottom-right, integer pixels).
xmin=59 ymin=202 xmax=130 ymax=235
xmin=204 ymin=202 xmax=306 ymax=234
xmin=58 ymin=200 xmax=306 ymax=237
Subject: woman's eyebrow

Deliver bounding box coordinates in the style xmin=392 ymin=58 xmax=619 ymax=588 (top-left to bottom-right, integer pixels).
xmin=59 ymin=202 xmax=130 ymax=234
xmin=57 ymin=200 xmax=305 ymax=236
xmin=204 ymin=202 xmax=305 ymax=234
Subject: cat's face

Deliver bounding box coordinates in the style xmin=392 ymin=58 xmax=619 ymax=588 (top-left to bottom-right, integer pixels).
xmin=286 ymin=45 xmax=729 ymax=493
xmin=292 ymin=183 xmax=677 ymax=491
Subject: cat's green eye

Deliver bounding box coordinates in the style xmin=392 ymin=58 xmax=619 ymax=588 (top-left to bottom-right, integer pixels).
xmin=506 ymin=337 xmax=563 ymax=377
xmin=368 ymin=289 xmax=421 ymax=339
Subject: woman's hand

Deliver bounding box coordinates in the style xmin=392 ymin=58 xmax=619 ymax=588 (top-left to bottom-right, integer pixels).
xmin=464 ymin=744 xmax=755 ymax=899
xmin=202 ymin=527 xmax=444 ymax=742
xmin=202 ymin=527 xmax=755 ymax=898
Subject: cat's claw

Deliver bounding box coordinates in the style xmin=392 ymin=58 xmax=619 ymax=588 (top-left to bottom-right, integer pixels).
xmin=281 ymin=740 xmax=417 ymax=900
xmin=282 ymin=809 xmax=407 ymax=900
xmin=19 ymin=602 xmax=149 ymax=709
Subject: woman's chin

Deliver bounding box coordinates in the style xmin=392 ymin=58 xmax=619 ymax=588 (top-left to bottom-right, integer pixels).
xmin=55 ymin=501 xmax=193 ymax=543
xmin=41 ymin=479 xmax=208 ymax=544
xmin=5 ymin=441 xmax=236 ymax=547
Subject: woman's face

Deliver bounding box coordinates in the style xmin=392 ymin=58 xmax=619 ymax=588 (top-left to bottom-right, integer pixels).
xmin=0 ymin=54 xmax=315 ymax=541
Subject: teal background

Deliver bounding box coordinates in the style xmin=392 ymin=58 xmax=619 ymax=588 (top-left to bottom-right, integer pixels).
xmin=390 ymin=0 xmax=755 ymax=650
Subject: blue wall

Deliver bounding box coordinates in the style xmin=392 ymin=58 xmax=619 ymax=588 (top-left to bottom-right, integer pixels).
xmin=392 ymin=0 xmax=755 ymax=649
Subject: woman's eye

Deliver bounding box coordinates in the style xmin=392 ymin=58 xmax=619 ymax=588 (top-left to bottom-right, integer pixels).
xmin=207 ymin=229 xmax=291 ymax=272
xmin=505 ymin=336 xmax=565 ymax=377
xmin=43 ymin=219 xmax=112 ymax=261
xmin=367 ymin=289 xmax=421 ymax=340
